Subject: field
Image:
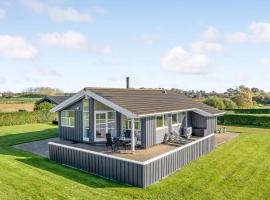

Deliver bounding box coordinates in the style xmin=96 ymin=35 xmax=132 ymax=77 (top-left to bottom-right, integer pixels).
xmin=0 ymin=124 xmax=270 ymax=199
xmin=0 ymin=97 xmax=40 ymax=112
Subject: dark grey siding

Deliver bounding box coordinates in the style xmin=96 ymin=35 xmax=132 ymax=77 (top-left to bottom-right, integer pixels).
xmin=191 ymin=112 xmax=207 ymax=129
xmin=206 ymin=117 xmax=217 ymax=136
xmin=89 ymin=98 xmax=95 ymax=143
xmin=49 ymin=144 xmax=144 ymax=187
xmin=142 ymin=134 xmax=215 ymax=187
xmin=116 ymin=112 xmax=122 ymax=136
xmin=49 ymin=134 xmax=215 ymax=188
xmin=59 ymin=100 xmax=83 ymax=142
xmin=141 ymin=116 xmax=156 ymax=148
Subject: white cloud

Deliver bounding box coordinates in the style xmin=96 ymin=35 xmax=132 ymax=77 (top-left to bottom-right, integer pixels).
xmin=91 ymin=5 xmax=109 ymax=16
xmin=138 ymin=33 xmax=160 ymax=45
xmin=22 ymin=0 xmax=91 ymax=22
xmin=38 ymin=30 xmax=112 ymax=54
xmin=191 ymin=41 xmax=222 ymax=53
xmin=38 ymin=67 xmax=62 ymax=77
xmin=0 ymin=35 xmax=37 ymax=59
xmin=224 ymin=32 xmax=248 ymax=44
xmin=249 ymin=21 xmax=270 ymax=42
xmin=38 ymin=31 xmax=86 ymax=49
xmin=202 ymin=26 xmax=220 ymax=42
xmin=161 ymin=46 xmax=210 ymax=74
xmin=0 ymin=8 xmax=6 ymax=19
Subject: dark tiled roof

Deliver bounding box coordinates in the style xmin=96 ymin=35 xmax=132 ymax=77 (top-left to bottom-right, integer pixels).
xmin=39 ymin=96 xmax=71 ymax=105
xmin=85 ymin=87 xmax=223 ymax=116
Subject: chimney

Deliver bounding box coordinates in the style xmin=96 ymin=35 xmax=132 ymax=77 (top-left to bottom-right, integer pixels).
xmin=126 ymin=77 xmax=130 ymax=88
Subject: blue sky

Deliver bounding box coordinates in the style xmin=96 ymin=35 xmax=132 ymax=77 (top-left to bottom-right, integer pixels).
xmin=0 ymin=0 xmax=270 ymax=92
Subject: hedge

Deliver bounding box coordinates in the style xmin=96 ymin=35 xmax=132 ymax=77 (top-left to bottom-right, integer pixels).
xmin=0 ymin=111 xmax=58 ymax=126
xmin=218 ymin=114 xmax=270 ymax=127
xmin=226 ymin=108 xmax=270 ymax=114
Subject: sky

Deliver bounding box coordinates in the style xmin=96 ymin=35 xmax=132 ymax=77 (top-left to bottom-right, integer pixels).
xmin=0 ymin=0 xmax=270 ymax=93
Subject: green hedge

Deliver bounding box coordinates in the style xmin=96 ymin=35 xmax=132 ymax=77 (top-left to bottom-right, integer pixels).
xmin=218 ymin=114 xmax=270 ymax=127
xmin=226 ymin=108 xmax=270 ymax=114
xmin=0 ymin=111 xmax=58 ymax=126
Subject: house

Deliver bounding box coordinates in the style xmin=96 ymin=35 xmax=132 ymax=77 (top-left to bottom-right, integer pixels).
xmin=49 ymin=87 xmax=224 ymax=187
xmin=36 ymin=95 xmax=71 ymax=107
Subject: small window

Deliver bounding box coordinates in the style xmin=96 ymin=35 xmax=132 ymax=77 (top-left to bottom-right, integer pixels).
xmin=83 ymin=99 xmax=89 ymax=111
xmin=61 ymin=110 xmax=75 ymax=127
xmin=177 ymin=112 xmax=182 ymax=123
xmin=172 ymin=114 xmax=178 ymax=124
xmin=156 ymin=115 xmax=164 ymax=128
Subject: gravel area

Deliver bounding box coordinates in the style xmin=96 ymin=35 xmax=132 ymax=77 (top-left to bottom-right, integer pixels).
xmin=215 ymin=132 xmax=240 ymax=146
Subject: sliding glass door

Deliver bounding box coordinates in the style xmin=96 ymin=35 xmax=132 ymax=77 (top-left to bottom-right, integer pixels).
xmin=95 ymin=111 xmax=116 ymax=141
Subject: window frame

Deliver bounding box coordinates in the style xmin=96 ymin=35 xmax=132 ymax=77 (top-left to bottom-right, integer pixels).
xmin=156 ymin=114 xmax=168 ymax=129
xmin=61 ymin=110 xmax=75 ymax=128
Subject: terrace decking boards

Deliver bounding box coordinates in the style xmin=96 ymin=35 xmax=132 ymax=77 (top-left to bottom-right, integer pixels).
xmin=49 ymin=134 xmax=215 ymax=188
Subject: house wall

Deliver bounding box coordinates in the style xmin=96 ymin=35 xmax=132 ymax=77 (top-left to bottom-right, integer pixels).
xmin=59 ymin=99 xmax=83 ymax=142
xmin=141 ymin=116 xmax=156 ymax=148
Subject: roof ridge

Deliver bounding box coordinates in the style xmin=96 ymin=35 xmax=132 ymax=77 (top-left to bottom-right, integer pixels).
xmin=84 ymin=87 xmax=166 ymax=91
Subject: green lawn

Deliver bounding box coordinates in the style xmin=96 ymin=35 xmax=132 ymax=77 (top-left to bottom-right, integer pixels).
xmin=0 ymin=124 xmax=270 ymax=199
xmin=0 ymin=97 xmax=40 ymax=104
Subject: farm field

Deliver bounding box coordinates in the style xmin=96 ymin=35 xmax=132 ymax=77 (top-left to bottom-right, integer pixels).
xmin=0 ymin=124 xmax=270 ymax=199
xmin=0 ymin=97 xmax=40 ymax=112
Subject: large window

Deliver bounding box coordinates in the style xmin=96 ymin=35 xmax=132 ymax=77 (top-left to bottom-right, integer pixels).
xmin=61 ymin=110 xmax=75 ymax=127
xmin=122 ymin=116 xmax=141 ymax=141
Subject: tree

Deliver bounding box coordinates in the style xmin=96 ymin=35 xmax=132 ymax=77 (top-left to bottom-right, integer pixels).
xmin=232 ymin=85 xmax=253 ymax=108
xmin=223 ymin=98 xmax=237 ymax=109
xmin=34 ymin=102 xmax=53 ymax=111
xmin=203 ymin=96 xmax=225 ymax=110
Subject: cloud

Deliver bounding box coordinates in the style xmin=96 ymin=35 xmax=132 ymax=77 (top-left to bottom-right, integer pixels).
xmin=138 ymin=33 xmax=160 ymax=45
xmin=0 ymin=8 xmax=6 ymax=19
xmin=91 ymin=5 xmax=109 ymax=16
xmin=22 ymin=0 xmax=91 ymax=22
xmin=0 ymin=76 xmax=6 ymax=84
xmin=0 ymin=35 xmax=37 ymax=59
xmin=201 ymin=26 xmax=220 ymax=42
xmin=38 ymin=31 xmax=86 ymax=49
xmin=249 ymin=21 xmax=270 ymax=42
xmin=224 ymin=32 xmax=248 ymax=44
xmin=38 ymin=30 xmax=112 ymax=54
xmin=38 ymin=67 xmax=62 ymax=77
xmin=191 ymin=41 xmax=222 ymax=53
xmin=161 ymin=46 xmax=210 ymax=74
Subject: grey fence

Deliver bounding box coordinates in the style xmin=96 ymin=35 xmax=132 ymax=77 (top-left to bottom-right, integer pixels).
xmin=49 ymin=134 xmax=215 ymax=188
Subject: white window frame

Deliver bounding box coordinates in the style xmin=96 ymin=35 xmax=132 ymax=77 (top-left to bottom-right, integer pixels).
xmin=172 ymin=112 xmax=182 ymax=126
xmin=156 ymin=114 xmax=168 ymax=130
xmin=61 ymin=110 xmax=75 ymax=128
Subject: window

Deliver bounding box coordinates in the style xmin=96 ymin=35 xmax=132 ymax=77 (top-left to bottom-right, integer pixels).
xmin=122 ymin=116 xmax=141 ymax=131
xmin=172 ymin=113 xmax=178 ymax=124
xmin=83 ymin=99 xmax=89 ymax=111
xmin=156 ymin=114 xmax=169 ymax=128
xmin=94 ymin=100 xmax=112 ymax=110
xmin=156 ymin=115 xmax=164 ymax=128
xmin=177 ymin=112 xmax=182 ymax=123
xmin=61 ymin=110 xmax=75 ymax=127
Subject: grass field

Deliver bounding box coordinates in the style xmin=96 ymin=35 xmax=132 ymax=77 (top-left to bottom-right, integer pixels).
xmin=0 ymin=97 xmax=40 ymax=104
xmin=0 ymin=124 xmax=270 ymax=199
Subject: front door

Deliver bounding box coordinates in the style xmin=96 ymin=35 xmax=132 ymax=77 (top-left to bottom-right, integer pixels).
xmin=95 ymin=111 xmax=116 ymax=141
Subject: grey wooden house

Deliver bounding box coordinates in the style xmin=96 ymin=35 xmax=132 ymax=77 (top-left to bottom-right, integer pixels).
xmin=49 ymin=87 xmax=224 ymax=187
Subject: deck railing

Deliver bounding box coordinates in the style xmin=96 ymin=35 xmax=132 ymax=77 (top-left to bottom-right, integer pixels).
xmin=49 ymin=134 xmax=215 ymax=188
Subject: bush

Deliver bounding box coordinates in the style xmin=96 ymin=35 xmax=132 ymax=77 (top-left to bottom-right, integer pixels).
xmin=204 ymin=96 xmax=225 ymax=110
xmin=223 ymin=99 xmax=238 ymax=109
xmin=218 ymin=114 xmax=270 ymax=127
xmin=0 ymin=111 xmax=58 ymax=126
xmin=34 ymin=102 xmax=53 ymax=111
xmin=226 ymin=108 xmax=270 ymax=114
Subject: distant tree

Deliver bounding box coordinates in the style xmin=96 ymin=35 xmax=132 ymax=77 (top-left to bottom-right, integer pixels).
xmin=232 ymin=85 xmax=253 ymax=108
xmin=34 ymin=102 xmax=53 ymax=111
xmin=203 ymin=96 xmax=225 ymax=110
xmin=22 ymin=87 xmax=64 ymax=96
xmin=223 ymin=98 xmax=238 ymax=109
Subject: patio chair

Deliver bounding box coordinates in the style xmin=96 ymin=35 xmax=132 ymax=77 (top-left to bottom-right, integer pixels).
xmin=113 ymin=137 xmax=121 ymax=152
xmin=124 ymin=130 xmax=131 ymax=138
xmin=123 ymin=137 xmax=137 ymax=151
xmin=105 ymin=133 xmax=113 ymax=151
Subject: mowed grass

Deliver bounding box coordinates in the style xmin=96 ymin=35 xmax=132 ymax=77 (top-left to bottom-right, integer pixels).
xmin=0 ymin=124 xmax=270 ymax=200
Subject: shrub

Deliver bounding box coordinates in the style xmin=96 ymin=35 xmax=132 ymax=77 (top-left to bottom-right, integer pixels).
xmin=226 ymin=108 xmax=270 ymax=114
xmin=0 ymin=111 xmax=58 ymax=126
xmin=223 ymin=99 xmax=238 ymax=109
xmin=204 ymin=96 xmax=225 ymax=110
xmin=34 ymin=102 xmax=53 ymax=111
xmin=218 ymin=114 xmax=270 ymax=127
